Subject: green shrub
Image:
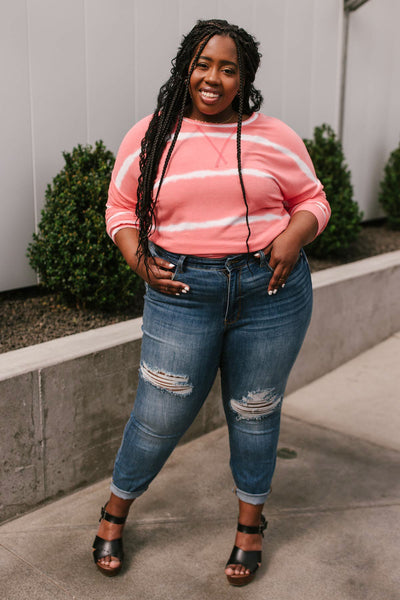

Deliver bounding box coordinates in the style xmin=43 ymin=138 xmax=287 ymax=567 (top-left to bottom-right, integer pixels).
xmin=303 ymin=123 xmax=362 ymax=258
xmin=27 ymin=141 xmax=142 ymax=311
xmin=379 ymin=142 xmax=400 ymax=229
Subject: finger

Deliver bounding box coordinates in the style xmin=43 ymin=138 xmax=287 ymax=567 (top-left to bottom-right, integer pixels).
xmin=254 ymin=243 xmax=273 ymax=259
xmin=147 ymin=258 xmax=175 ymax=278
xmin=151 ymin=279 xmax=190 ymax=295
xmin=268 ymin=267 xmax=287 ymax=294
xmin=152 ymin=257 xmax=176 ymax=271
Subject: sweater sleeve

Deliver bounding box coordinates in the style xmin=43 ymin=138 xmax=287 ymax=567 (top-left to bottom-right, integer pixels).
xmin=274 ymin=123 xmax=331 ymax=237
xmin=105 ymin=116 xmax=151 ymax=242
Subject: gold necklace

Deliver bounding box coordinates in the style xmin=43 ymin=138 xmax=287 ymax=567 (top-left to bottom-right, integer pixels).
xmin=188 ymin=113 xmax=238 ymax=125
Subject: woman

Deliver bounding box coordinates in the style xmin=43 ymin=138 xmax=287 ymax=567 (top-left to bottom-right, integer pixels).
xmin=93 ymin=19 xmax=330 ymax=586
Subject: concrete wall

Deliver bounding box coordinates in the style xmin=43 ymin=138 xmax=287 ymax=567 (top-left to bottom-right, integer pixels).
xmin=1 ymin=250 xmax=400 ymax=523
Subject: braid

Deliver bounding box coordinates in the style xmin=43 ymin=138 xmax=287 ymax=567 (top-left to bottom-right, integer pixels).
xmin=234 ymin=41 xmax=251 ymax=253
xmin=136 ymin=19 xmax=263 ymax=261
xmin=153 ymin=33 xmax=215 ymax=206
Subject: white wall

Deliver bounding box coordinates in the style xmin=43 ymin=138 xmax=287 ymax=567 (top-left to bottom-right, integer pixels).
xmin=343 ymin=0 xmax=400 ymax=220
xmin=0 ymin=0 xmax=345 ymax=291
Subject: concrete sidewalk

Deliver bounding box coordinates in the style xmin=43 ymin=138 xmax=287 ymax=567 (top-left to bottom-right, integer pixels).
xmin=1 ymin=333 xmax=399 ymax=600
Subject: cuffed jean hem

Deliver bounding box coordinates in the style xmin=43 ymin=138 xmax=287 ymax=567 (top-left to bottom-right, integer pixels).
xmin=110 ymin=481 xmax=147 ymax=500
xmin=234 ymin=487 xmax=271 ymax=505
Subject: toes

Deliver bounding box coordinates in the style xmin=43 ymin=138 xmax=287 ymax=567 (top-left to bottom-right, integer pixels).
xmin=108 ymin=557 xmax=121 ymax=569
xmin=225 ymin=564 xmax=250 ymax=577
xmin=97 ymin=556 xmax=120 ymax=570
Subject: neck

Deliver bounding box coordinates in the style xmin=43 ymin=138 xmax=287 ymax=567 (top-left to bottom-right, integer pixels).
xmin=186 ymin=109 xmax=239 ymax=125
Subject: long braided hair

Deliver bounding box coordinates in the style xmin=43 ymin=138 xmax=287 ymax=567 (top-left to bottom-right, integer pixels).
xmin=136 ymin=19 xmax=263 ymax=261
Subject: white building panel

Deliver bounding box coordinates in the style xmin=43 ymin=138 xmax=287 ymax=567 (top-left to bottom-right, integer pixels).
xmin=84 ymin=0 xmax=136 ymax=151
xmin=343 ymin=0 xmax=400 ymax=219
xmin=133 ymin=2 xmax=181 ymax=122
xmin=0 ymin=1 xmax=36 ymax=289
xmin=27 ymin=0 xmax=87 ymax=218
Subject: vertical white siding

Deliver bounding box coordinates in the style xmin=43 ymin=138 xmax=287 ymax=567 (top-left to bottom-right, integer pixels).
xmin=84 ymin=0 xmax=136 ymax=149
xmin=0 ymin=1 xmax=36 ymax=289
xmin=27 ymin=0 xmax=87 ymax=217
xmin=0 ymin=0 xmax=343 ymax=292
xmin=343 ymin=0 xmax=400 ymax=219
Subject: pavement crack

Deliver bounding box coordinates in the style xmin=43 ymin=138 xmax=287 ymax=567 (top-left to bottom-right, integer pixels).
xmin=282 ymin=413 xmax=400 ymax=453
xmin=0 ymin=542 xmax=76 ymax=598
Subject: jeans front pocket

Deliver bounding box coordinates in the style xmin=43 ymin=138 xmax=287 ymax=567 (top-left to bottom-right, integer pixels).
xmin=257 ymin=249 xmax=274 ymax=274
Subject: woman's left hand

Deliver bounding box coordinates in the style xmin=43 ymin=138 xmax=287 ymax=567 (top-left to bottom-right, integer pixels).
xmin=257 ymin=210 xmax=319 ymax=295
xmin=259 ymin=229 xmax=302 ymax=294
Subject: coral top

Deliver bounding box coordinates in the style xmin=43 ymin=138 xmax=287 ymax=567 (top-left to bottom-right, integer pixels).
xmin=106 ymin=112 xmax=330 ymax=256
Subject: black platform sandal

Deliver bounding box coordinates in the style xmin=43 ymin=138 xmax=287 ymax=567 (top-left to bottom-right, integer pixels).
xmin=226 ymin=514 xmax=268 ymax=586
xmin=92 ymin=504 xmax=127 ymax=577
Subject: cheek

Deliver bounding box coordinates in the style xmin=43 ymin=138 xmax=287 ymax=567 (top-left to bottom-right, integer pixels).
xmin=189 ymin=73 xmax=199 ymax=93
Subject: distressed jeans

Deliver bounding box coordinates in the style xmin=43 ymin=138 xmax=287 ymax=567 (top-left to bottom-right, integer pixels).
xmin=111 ymin=245 xmax=312 ymax=505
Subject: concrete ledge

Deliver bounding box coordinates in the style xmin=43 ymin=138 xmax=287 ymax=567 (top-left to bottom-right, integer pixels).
xmin=1 ymin=250 xmax=400 ymax=522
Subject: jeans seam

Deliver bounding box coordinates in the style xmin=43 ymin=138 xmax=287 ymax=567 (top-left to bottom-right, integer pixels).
xmin=225 ymin=268 xmax=242 ymax=326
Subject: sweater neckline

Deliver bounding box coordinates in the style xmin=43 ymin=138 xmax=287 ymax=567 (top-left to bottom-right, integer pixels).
xmin=182 ymin=112 xmax=258 ymax=128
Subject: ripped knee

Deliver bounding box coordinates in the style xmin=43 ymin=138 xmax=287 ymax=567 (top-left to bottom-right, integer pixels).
xmin=140 ymin=361 xmax=193 ymax=396
xmin=230 ymin=389 xmax=282 ymax=419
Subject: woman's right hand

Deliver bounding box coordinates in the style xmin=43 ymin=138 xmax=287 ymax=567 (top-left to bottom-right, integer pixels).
xmin=114 ymin=229 xmax=190 ymax=296
xmin=135 ymin=256 xmax=190 ymax=296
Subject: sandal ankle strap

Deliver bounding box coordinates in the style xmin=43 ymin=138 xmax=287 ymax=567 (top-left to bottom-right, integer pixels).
xmin=99 ymin=505 xmax=127 ymax=525
xmin=237 ymin=514 xmax=268 ymax=537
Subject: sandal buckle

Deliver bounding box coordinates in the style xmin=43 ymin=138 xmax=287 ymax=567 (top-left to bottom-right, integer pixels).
xmin=259 ymin=516 xmax=268 ymax=537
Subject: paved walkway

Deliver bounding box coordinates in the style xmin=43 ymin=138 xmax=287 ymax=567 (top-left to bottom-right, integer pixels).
xmin=1 ymin=333 xmax=399 ymax=600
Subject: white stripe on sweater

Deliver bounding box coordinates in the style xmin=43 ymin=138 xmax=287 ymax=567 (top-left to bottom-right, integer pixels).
xmin=115 ymin=149 xmax=140 ymax=189
xmin=115 ymin=129 xmax=318 ymax=191
xmin=154 ymin=168 xmax=278 ymax=190
xmin=170 ymin=131 xmax=317 ymax=183
xmin=156 ymin=212 xmax=282 ymax=233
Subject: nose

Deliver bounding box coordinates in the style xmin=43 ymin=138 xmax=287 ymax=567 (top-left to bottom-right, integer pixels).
xmin=205 ymin=66 xmax=220 ymax=85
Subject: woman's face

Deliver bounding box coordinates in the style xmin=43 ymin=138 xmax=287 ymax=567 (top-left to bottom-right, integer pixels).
xmin=188 ymin=35 xmax=240 ymax=123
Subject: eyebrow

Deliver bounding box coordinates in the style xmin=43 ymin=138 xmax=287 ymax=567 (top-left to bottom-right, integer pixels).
xmin=197 ymin=55 xmax=238 ymax=67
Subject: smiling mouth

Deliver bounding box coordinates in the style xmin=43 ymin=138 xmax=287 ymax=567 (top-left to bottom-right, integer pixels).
xmin=199 ymin=90 xmax=221 ymax=104
xmin=200 ymin=90 xmax=220 ymax=98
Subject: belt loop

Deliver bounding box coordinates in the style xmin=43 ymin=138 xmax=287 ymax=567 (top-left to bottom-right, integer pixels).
xmin=148 ymin=241 xmax=156 ymax=257
xmin=176 ymin=254 xmax=186 ymax=273
xmin=257 ymin=249 xmax=267 ymax=267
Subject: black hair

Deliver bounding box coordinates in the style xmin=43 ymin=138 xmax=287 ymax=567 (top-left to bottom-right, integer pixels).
xmin=136 ymin=19 xmax=263 ymax=261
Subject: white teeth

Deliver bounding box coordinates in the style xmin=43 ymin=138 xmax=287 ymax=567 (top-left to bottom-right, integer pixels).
xmin=201 ymin=91 xmax=219 ymax=98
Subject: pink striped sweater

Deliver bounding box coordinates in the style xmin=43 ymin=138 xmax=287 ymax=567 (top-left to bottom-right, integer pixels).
xmin=106 ymin=112 xmax=330 ymax=256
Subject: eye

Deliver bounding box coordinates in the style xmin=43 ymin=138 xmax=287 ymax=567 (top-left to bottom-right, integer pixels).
xmin=222 ymin=68 xmax=236 ymax=76
xmin=196 ymin=62 xmax=208 ymax=70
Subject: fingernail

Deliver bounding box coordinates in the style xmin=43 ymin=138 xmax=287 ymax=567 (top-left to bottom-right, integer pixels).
xmin=268 ymin=290 xmax=273 ymax=296
xmin=254 ymin=252 xmax=260 ymax=258
xmin=175 ymin=292 xmax=180 ymax=296
xmin=168 ymin=263 xmax=175 ymax=268
xmin=273 ymin=289 xmax=278 ymax=294
xmin=181 ymin=289 xmax=188 ymax=294
xmin=281 ymin=283 xmax=285 ymax=288
xmin=183 ymin=286 xmax=189 ymax=292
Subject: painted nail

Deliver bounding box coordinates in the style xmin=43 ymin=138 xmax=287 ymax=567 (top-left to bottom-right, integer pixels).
xmin=254 ymin=252 xmax=260 ymax=258
xmin=181 ymin=289 xmax=188 ymax=294
xmin=273 ymin=289 xmax=278 ymax=294
xmin=281 ymin=283 xmax=286 ymax=288
xmin=175 ymin=293 xmax=180 ymax=296
xmin=183 ymin=286 xmax=189 ymax=291
xmin=268 ymin=290 xmax=273 ymax=296
xmin=168 ymin=263 xmax=175 ymax=268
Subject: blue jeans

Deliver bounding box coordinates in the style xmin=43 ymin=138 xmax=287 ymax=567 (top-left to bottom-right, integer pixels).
xmin=111 ymin=245 xmax=312 ymax=505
